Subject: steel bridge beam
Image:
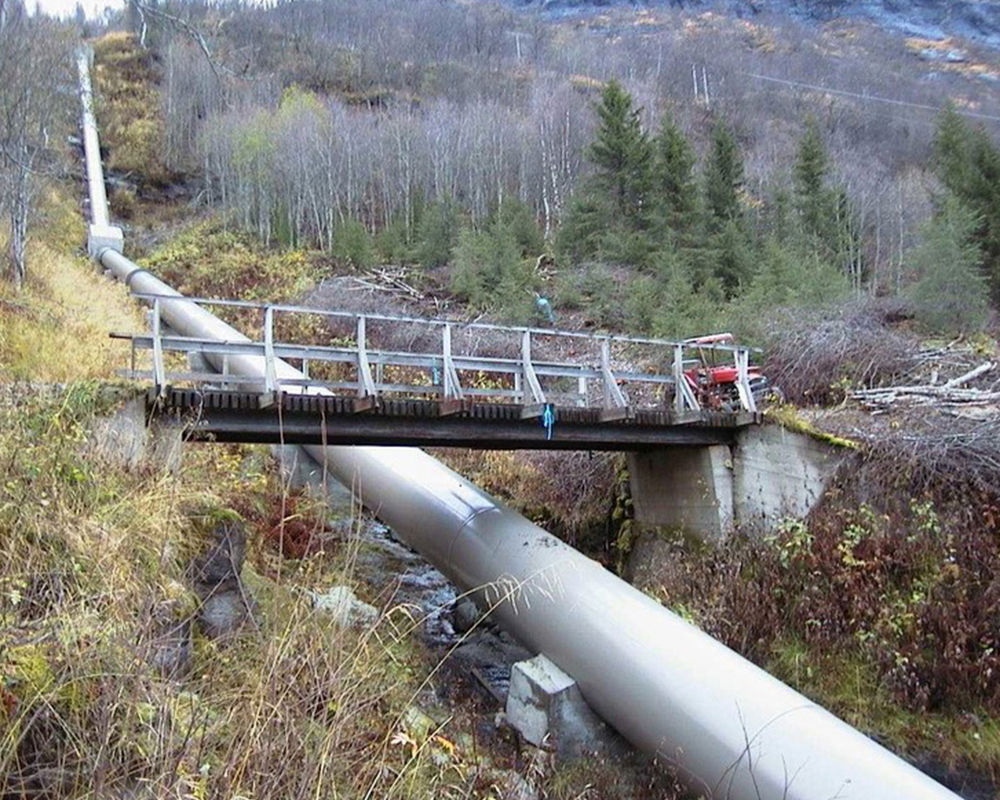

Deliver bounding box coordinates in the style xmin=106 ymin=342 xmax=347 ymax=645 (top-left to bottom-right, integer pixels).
xmin=150 ymin=389 xmax=748 ymax=450
xmin=174 ymin=408 xmax=736 ymax=450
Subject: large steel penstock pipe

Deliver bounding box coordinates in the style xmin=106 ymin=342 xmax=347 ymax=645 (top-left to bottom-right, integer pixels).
xmin=85 ymin=55 xmax=959 ymax=800
xmin=99 ymin=247 xmax=959 ymax=800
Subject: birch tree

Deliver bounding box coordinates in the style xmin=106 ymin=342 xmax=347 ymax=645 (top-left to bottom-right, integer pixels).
xmin=0 ymin=10 xmax=70 ymax=286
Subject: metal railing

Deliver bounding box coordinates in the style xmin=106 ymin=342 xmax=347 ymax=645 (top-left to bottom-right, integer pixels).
xmin=116 ymin=294 xmax=761 ymax=414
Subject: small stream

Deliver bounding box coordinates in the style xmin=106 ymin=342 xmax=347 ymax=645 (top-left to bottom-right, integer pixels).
xmin=360 ymin=521 xmax=458 ymax=646
xmin=353 ymin=520 xmax=531 ymax=705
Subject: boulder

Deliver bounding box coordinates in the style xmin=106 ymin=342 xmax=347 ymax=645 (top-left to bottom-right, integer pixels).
xmin=313 ymin=586 xmax=379 ymax=628
xmin=198 ymin=590 xmax=251 ymax=639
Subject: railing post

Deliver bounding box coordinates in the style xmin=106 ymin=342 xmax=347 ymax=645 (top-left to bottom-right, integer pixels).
xmin=151 ymin=298 xmax=165 ymax=397
xmin=442 ymin=324 xmax=463 ymax=400
xmin=577 ymin=369 xmax=587 ymax=408
xmin=674 ymin=343 xmax=700 ymax=413
xmin=521 ymin=329 xmax=546 ymax=405
xmin=735 ymin=347 xmax=757 ymax=413
xmin=263 ymin=305 xmax=278 ymax=395
xmin=673 ymin=343 xmax=684 ymax=413
xmin=356 ymin=315 xmax=377 ymax=397
xmin=601 ymin=338 xmax=628 ymax=409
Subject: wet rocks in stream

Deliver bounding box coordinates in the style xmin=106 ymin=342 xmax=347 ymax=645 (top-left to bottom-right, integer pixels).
xmin=354 ymin=523 xmax=533 ymax=711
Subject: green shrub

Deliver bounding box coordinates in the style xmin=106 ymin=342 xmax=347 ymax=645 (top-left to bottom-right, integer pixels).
xmin=907 ymin=195 xmax=991 ymax=334
xmin=493 ymin=197 xmax=545 ymax=257
xmin=332 ymin=218 xmax=375 ymax=270
xmin=414 ymin=200 xmax=459 ymax=269
xmin=450 ymin=223 xmax=535 ymax=313
xmin=374 ymin=217 xmax=411 ymax=263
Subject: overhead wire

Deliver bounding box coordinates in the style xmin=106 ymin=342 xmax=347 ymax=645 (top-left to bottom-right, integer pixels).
xmin=744 ymin=70 xmax=1000 ymax=124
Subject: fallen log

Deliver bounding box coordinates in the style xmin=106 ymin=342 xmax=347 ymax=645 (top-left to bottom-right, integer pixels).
xmin=851 ymin=362 xmax=997 ymax=408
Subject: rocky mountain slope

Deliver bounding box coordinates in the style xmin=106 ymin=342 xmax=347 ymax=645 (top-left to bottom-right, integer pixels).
xmin=509 ymin=0 xmax=1000 ymax=48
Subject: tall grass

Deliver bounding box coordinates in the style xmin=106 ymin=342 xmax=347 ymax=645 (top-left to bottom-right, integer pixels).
xmin=0 ymin=188 xmax=142 ymax=383
xmin=0 ymin=182 xmax=494 ymax=800
xmin=0 ymin=384 xmax=489 ymax=798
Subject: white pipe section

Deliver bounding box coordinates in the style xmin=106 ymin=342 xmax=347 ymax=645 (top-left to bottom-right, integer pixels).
xmin=77 ymin=50 xmax=110 ymax=229
xmin=83 ymin=62 xmax=961 ymax=800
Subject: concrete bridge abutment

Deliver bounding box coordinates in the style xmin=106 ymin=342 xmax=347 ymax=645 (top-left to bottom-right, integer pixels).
xmin=629 ymin=445 xmax=735 ymax=542
xmin=627 ymin=423 xmax=851 ymax=542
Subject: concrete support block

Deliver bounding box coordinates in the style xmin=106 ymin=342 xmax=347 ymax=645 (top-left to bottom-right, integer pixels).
xmin=148 ymin=413 xmax=184 ymax=474
xmin=88 ymin=395 xmax=183 ymax=474
xmin=627 ymin=446 xmax=733 ymax=542
xmin=87 ymin=223 xmax=123 ymax=259
xmin=733 ymin=425 xmax=849 ymax=530
xmin=506 ymin=654 xmax=621 ymax=759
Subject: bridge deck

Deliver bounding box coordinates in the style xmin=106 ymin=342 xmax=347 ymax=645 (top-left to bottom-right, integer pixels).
xmin=153 ymin=388 xmax=759 ymax=450
xmin=116 ymin=295 xmax=765 ymax=421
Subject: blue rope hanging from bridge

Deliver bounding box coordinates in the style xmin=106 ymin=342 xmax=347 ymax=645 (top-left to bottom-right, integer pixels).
xmin=542 ymin=403 xmax=556 ymax=440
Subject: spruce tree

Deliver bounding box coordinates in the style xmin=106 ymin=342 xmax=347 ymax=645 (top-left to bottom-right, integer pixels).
xmin=703 ymin=120 xmax=744 ymax=227
xmin=494 ymin=197 xmax=545 ymax=258
xmin=557 ymin=79 xmax=654 ymax=266
xmin=789 ymin=118 xmax=859 ymax=275
xmin=451 ymin=219 xmax=535 ymax=314
xmin=555 ymin=193 xmax=606 ymax=263
xmin=650 ymin=251 xmax=721 ymax=338
xmin=703 ymin=120 xmax=752 ymax=295
xmin=652 ymin=112 xmax=699 ymax=234
xmin=587 ymin=79 xmax=653 ymax=229
xmin=934 ymin=105 xmax=975 ymax=194
xmin=650 ymin=112 xmax=707 ymax=275
xmin=714 ymin=218 xmax=754 ymax=293
xmin=933 ymin=106 xmax=1000 ymax=303
xmin=793 ymin=116 xmax=830 ymax=238
xmin=414 ymin=200 xmax=459 ymax=269
xmin=907 ymin=194 xmax=991 ymax=333
xmin=740 ymin=236 xmax=848 ymax=319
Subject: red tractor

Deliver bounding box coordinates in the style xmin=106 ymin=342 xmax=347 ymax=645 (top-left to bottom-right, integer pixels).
xmin=681 ymin=333 xmax=781 ymax=411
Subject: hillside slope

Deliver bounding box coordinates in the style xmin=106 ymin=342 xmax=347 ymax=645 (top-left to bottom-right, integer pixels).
xmin=509 ymin=0 xmax=1000 ymax=47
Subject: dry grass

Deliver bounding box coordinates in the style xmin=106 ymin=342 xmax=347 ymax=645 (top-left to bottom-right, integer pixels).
xmin=0 ymin=385 xmax=505 ymax=799
xmin=92 ymin=32 xmax=171 ymax=186
xmin=0 ymin=146 xmax=655 ymax=798
xmin=0 ymin=180 xmax=498 ymax=799
xmin=0 ymin=188 xmax=143 ymax=383
xmin=140 ymin=218 xmax=322 ymax=306
xmin=0 ymin=384 xmax=655 ymax=800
